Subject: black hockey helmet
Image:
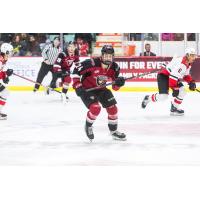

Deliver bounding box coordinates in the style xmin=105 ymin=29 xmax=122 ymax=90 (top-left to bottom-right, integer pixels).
xmin=101 ymin=45 xmax=114 ymax=65
xmin=101 ymin=45 xmax=115 ymax=55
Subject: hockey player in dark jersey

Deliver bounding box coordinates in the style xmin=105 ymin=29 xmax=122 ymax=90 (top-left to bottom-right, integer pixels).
xmin=72 ymin=45 xmax=126 ymax=141
xmin=49 ymin=41 xmax=79 ymax=102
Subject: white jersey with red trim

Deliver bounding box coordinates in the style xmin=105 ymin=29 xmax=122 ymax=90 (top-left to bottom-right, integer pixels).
xmin=0 ymin=55 xmax=7 ymax=81
xmin=165 ymin=56 xmax=191 ymax=79
xmin=160 ymin=56 xmax=193 ymax=88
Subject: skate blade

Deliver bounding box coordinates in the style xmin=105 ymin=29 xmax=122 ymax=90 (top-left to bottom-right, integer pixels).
xmin=89 ymin=138 xmax=93 ymax=142
xmin=61 ymin=96 xmax=69 ymax=103
xmin=86 ymin=134 xmax=94 ymax=142
xmin=141 ymin=104 xmax=147 ymax=109
xmin=62 ymin=100 xmax=69 ymax=104
xmin=170 ymin=112 xmax=184 ymax=116
xmin=0 ymin=117 xmax=7 ymax=120
xmin=112 ymin=136 xmax=127 ymax=141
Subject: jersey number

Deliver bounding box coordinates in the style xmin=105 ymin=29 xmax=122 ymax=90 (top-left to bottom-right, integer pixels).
xmin=178 ymin=68 xmax=182 ymax=73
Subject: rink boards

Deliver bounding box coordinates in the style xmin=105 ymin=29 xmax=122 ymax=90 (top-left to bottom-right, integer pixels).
xmin=5 ymin=56 xmax=200 ymax=92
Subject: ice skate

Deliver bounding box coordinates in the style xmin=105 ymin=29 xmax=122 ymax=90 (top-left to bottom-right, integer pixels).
xmin=170 ymin=103 xmax=184 ymax=116
xmin=111 ymin=130 xmax=126 ymax=141
xmin=0 ymin=113 xmax=7 ymax=120
xmin=85 ymin=124 xmax=94 ymax=141
xmin=141 ymin=95 xmax=150 ymax=109
xmin=44 ymin=87 xmax=51 ymax=95
xmin=33 ymin=88 xmax=38 ymax=93
xmin=61 ymin=93 xmax=69 ymax=103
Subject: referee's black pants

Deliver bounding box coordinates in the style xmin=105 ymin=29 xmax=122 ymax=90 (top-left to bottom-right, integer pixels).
xmin=34 ymin=62 xmax=53 ymax=90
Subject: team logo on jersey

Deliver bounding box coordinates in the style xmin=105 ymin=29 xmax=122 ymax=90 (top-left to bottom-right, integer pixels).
xmin=67 ymin=59 xmax=74 ymax=66
xmin=96 ymin=75 xmax=108 ymax=86
xmin=94 ymin=70 xmax=100 ymax=74
xmin=90 ymin=96 xmax=95 ymax=100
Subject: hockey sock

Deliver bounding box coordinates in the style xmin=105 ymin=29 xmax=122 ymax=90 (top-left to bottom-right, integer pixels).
xmin=151 ymin=93 xmax=157 ymax=102
xmin=106 ymin=105 xmax=118 ymax=132
xmin=151 ymin=93 xmax=168 ymax=102
xmin=0 ymin=96 xmax=6 ymax=113
xmin=172 ymin=97 xmax=183 ymax=108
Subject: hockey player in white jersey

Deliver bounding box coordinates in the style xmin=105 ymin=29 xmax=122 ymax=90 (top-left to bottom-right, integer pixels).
xmin=141 ymin=47 xmax=197 ymax=116
xmin=0 ymin=43 xmax=14 ymax=120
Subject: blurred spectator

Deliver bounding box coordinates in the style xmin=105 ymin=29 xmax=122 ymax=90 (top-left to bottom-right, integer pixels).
xmin=0 ymin=33 xmax=14 ymax=43
xmin=76 ymin=37 xmax=89 ymax=56
xmin=140 ymin=43 xmax=156 ymax=56
xmin=174 ymin=33 xmax=184 ymax=41
xmin=37 ymin=34 xmax=48 ymax=50
xmin=19 ymin=33 xmax=29 ymax=56
xmin=75 ymin=33 xmax=93 ymax=54
xmin=123 ymin=33 xmax=129 ymax=41
xmin=1 ymin=33 xmax=49 ymax=56
xmin=26 ymin=35 xmax=41 ymax=56
xmin=12 ymin=34 xmax=22 ymax=56
xmin=187 ymin=33 xmax=196 ymax=41
xmin=143 ymin=33 xmax=158 ymax=41
xmin=130 ymin=33 xmax=142 ymax=41
xmin=161 ymin=33 xmax=175 ymax=41
xmin=82 ymin=33 xmax=93 ymax=53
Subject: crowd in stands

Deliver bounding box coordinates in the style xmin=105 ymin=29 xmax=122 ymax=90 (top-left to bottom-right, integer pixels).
xmin=0 ymin=33 xmax=197 ymax=57
xmin=128 ymin=33 xmax=196 ymax=41
xmin=0 ymin=33 xmax=94 ymax=57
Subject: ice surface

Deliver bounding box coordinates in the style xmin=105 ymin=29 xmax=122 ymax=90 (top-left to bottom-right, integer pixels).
xmin=0 ymin=91 xmax=200 ymax=165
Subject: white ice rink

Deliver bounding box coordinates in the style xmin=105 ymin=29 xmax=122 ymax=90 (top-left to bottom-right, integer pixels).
xmin=0 ymin=91 xmax=200 ymax=165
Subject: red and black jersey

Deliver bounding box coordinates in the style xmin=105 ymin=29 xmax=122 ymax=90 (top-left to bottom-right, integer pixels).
xmin=72 ymin=57 xmax=120 ymax=90
xmin=54 ymin=51 xmax=79 ymax=72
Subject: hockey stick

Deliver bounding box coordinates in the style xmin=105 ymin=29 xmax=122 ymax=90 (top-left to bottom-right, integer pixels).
xmin=86 ymin=68 xmax=160 ymax=92
xmin=196 ymin=89 xmax=200 ymax=93
xmin=13 ymin=72 xmax=61 ymax=94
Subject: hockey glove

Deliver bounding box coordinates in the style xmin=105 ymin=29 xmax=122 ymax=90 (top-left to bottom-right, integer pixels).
xmin=114 ymin=77 xmax=125 ymax=87
xmin=3 ymin=77 xmax=9 ymax=84
xmin=6 ymin=69 xmax=13 ymax=76
xmin=189 ymin=80 xmax=196 ymax=91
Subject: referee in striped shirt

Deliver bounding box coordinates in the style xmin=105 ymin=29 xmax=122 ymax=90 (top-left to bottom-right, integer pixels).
xmin=33 ymin=37 xmax=61 ymax=92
